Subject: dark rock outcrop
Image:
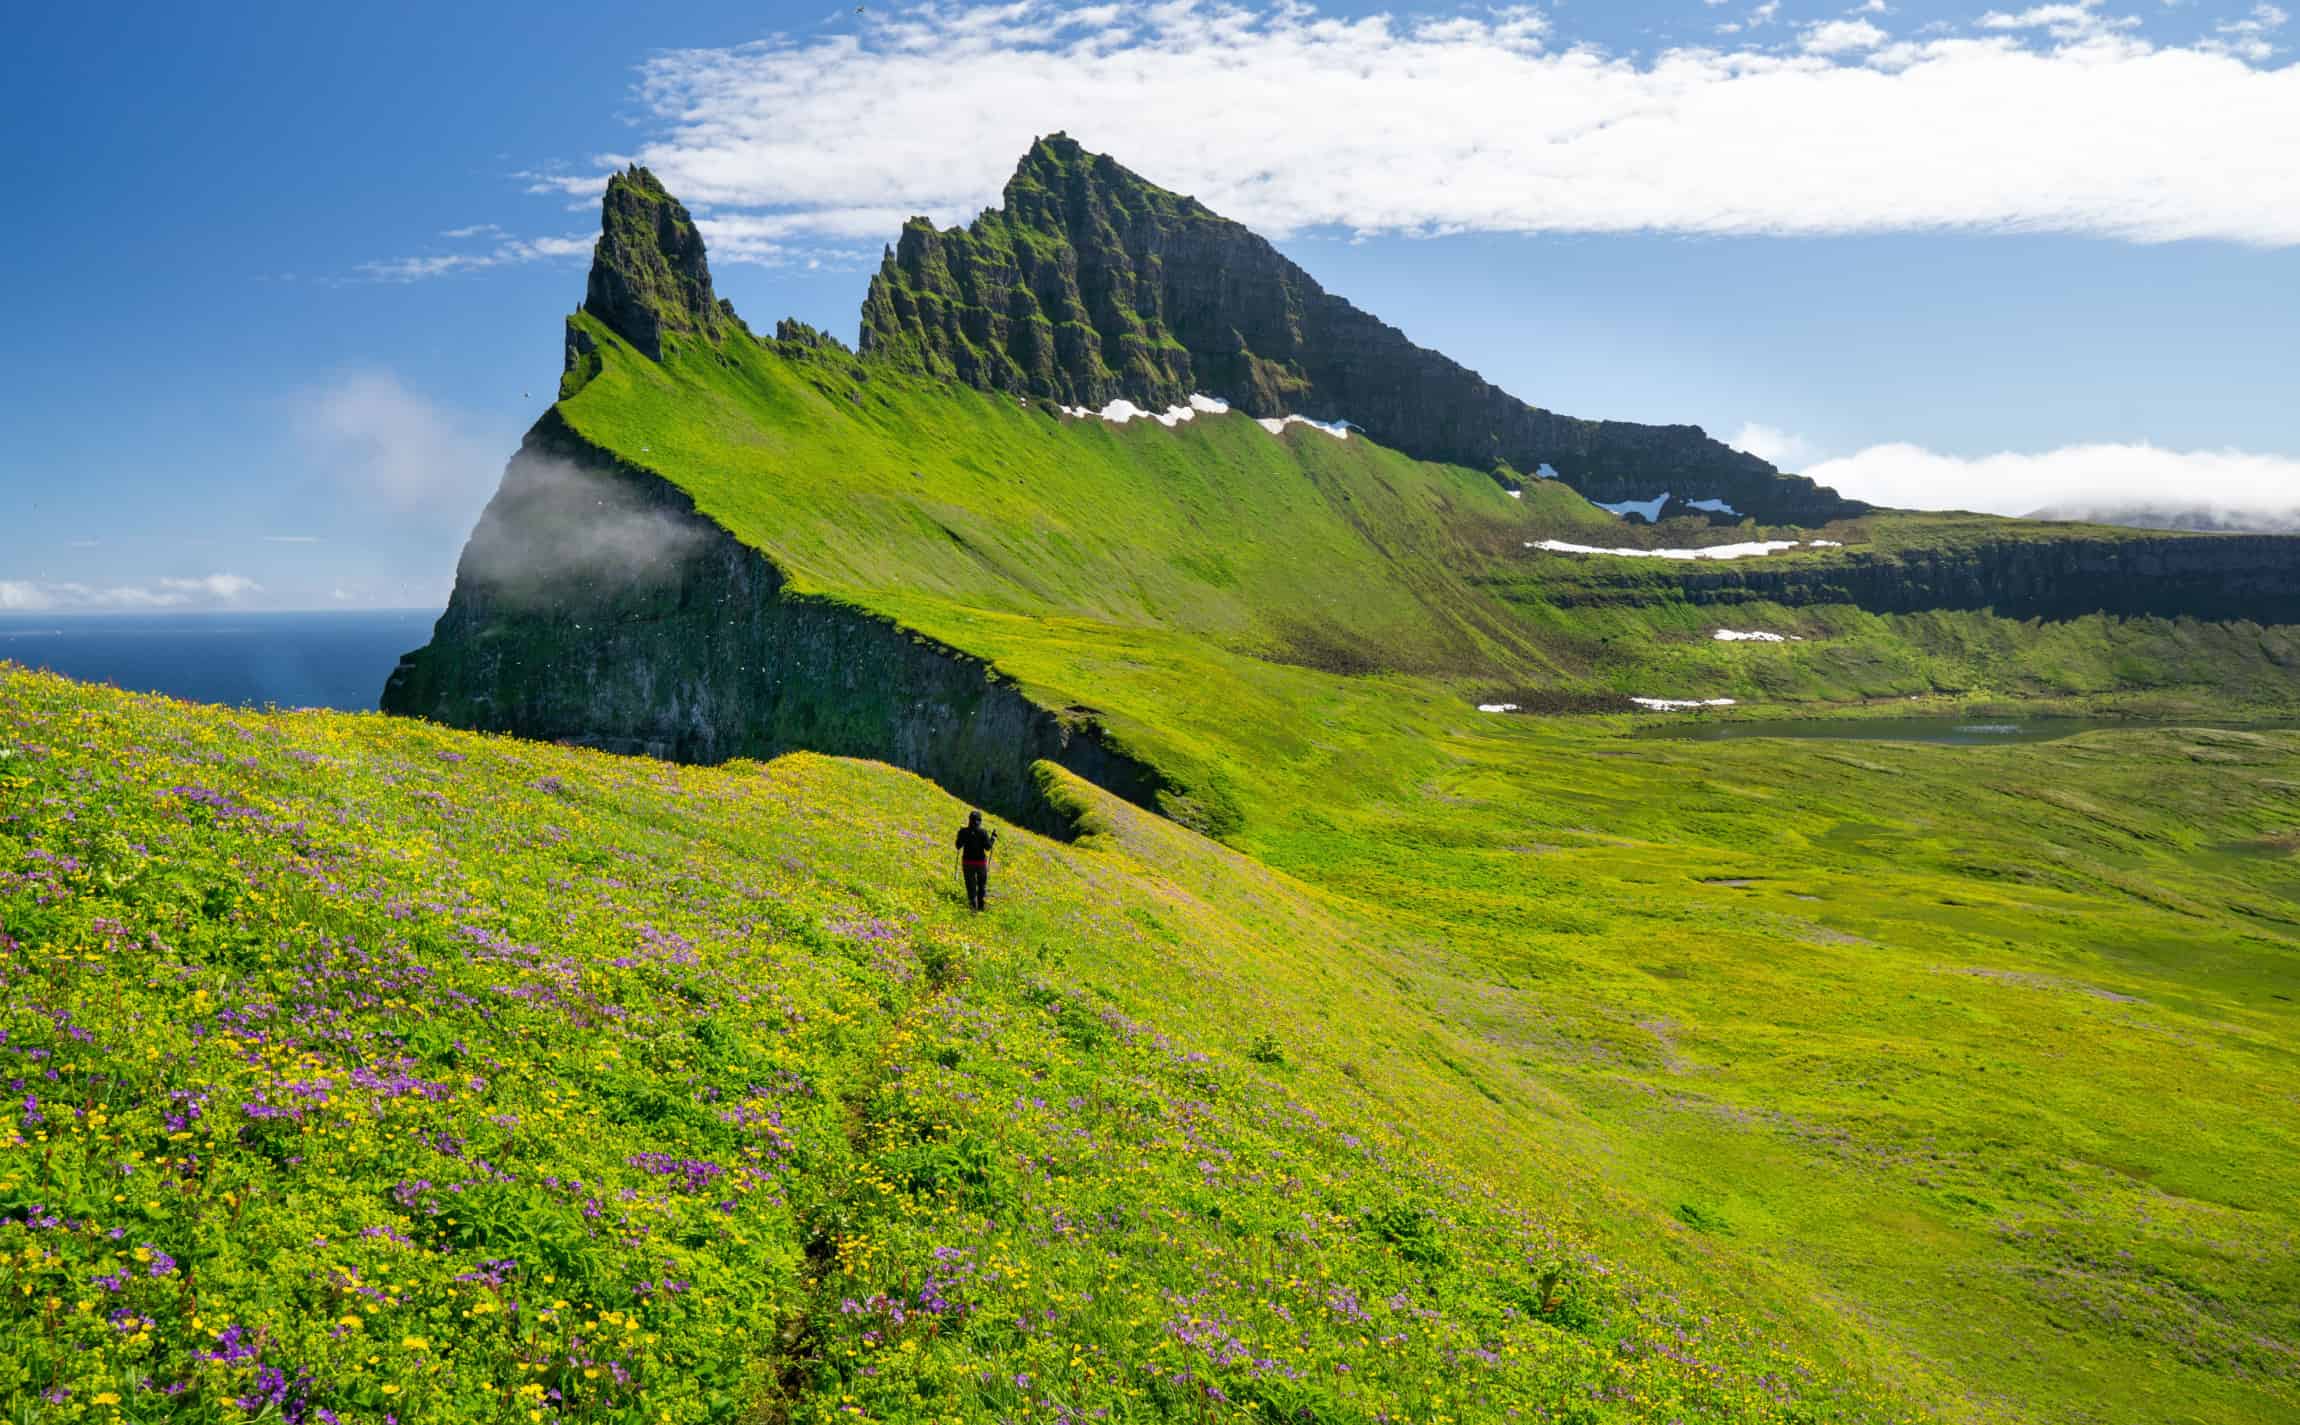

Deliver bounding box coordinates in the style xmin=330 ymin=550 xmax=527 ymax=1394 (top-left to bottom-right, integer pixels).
xmin=381 ymin=411 xmax=1167 ymax=837
xmin=773 ymin=318 xmax=852 ymax=354
xmin=1531 ymin=537 xmax=2300 ymax=622
xmin=859 ymin=134 xmax=1864 ymax=526
xmin=583 ymin=166 xmax=726 ymax=361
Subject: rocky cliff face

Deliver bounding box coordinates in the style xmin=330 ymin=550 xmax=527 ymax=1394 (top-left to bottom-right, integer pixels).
xmin=381 ymin=412 xmax=1166 ymax=836
xmin=859 ymin=135 xmax=1864 ymax=527
xmin=1536 ymin=536 xmax=2300 ymax=621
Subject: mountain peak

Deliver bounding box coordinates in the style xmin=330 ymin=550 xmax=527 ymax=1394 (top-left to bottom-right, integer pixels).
xmin=582 ymin=164 xmax=726 ymax=361
xmin=857 ymin=138 xmax=1863 ymax=525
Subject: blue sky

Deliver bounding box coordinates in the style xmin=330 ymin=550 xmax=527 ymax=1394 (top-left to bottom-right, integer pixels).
xmin=2 ymin=0 xmax=2295 ymax=611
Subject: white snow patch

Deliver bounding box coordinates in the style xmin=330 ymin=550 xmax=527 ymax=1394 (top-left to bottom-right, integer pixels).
xmin=1809 ymin=538 xmax=1844 ymax=546
xmin=1686 ymin=497 xmax=1740 ymax=516
xmin=1595 ymin=493 xmax=1670 ymax=522
xmin=1477 ymin=702 xmax=1520 ymax=713
xmin=1507 ymin=489 xmax=1523 ymax=499
xmin=1256 ymin=414 xmax=1351 ymax=440
xmin=1058 ymin=393 xmax=1234 ymax=427
xmin=1712 ymin=629 xmax=1795 ymax=643
xmin=1528 ymin=539 xmax=1805 ymax=561
xmin=1631 ymin=697 xmax=1738 ymax=711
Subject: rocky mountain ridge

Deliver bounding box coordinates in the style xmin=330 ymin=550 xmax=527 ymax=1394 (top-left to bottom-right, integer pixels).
xmin=856 ymin=134 xmax=1865 ymax=526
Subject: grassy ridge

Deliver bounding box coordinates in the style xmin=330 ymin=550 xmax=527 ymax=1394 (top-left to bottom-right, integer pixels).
xmin=0 ymin=668 xmax=1932 ymax=1422
xmin=557 ymin=313 xmax=1595 ymax=680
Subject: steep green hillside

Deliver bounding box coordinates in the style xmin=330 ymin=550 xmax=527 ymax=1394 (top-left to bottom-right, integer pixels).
xmin=558 ymin=306 xmax=1588 ymax=679
xmin=1 ymin=668 xmax=1935 ymax=1423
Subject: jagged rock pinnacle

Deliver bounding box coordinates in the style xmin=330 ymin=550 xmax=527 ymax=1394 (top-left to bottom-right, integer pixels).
xmin=582 ymin=165 xmax=725 ymax=362
xmin=856 ymin=136 xmax=1866 ymax=525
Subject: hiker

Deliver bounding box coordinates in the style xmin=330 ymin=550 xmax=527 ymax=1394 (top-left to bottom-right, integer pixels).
xmin=955 ymin=810 xmax=998 ymax=911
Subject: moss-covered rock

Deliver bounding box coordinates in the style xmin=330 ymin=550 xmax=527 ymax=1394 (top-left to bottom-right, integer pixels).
xmin=583 ymin=165 xmax=725 ymax=361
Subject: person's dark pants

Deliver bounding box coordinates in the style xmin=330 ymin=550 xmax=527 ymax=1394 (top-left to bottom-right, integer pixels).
xmin=963 ymin=861 xmax=988 ymax=910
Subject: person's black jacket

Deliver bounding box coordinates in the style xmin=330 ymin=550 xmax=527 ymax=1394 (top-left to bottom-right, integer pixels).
xmin=956 ymin=825 xmax=997 ymax=862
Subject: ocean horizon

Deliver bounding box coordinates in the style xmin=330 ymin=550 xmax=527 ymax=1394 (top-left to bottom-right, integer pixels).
xmin=0 ymin=608 xmax=440 ymax=712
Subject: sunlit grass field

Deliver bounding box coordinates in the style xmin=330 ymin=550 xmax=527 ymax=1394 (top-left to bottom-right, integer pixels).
xmin=2 ymin=667 xmax=1952 ymax=1422
xmin=9 ymin=663 xmax=2299 ymax=1421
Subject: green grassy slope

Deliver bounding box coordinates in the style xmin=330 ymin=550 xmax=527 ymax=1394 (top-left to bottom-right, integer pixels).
xmin=0 ymin=668 xmax=1939 ymax=1423
xmin=13 ymin=663 xmax=2300 ymax=1421
xmin=558 ymin=315 xmax=2300 ymax=733
xmin=526 ymin=317 xmax=2300 ymax=1423
xmin=558 ymin=312 xmax=1620 ymax=681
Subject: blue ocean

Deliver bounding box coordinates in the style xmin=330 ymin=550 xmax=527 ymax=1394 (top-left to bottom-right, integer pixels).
xmin=0 ymin=610 xmax=441 ymax=712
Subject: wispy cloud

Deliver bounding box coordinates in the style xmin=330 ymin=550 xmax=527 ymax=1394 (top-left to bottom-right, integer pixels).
xmin=0 ymin=574 xmax=263 ymax=611
xmin=356 ymin=233 xmax=590 ymax=284
xmin=262 ymin=535 xmax=322 ymax=544
xmin=2206 ymin=1 xmax=2288 ymax=60
xmin=495 ymin=0 xmax=2296 ymax=251
xmin=1977 ymin=1 xmax=2136 ymax=41
xmin=161 ymin=574 xmax=262 ymax=600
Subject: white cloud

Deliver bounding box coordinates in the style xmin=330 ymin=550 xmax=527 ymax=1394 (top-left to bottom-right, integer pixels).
xmin=526 ymin=1 xmax=2300 ymax=251
xmin=690 ymin=212 xmax=879 ymax=267
xmin=1728 ymin=422 xmax=1821 ymax=467
xmin=1804 ymin=441 xmax=2300 ymax=517
xmin=0 ymin=575 xmax=263 ymax=611
xmin=1802 ymin=18 xmax=1888 ymax=51
xmin=160 ymin=574 xmax=262 ymax=600
xmin=295 ymin=371 xmax=499 ymax=512
xmin=1978 ymin=1 xmax=2135 ymax=41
